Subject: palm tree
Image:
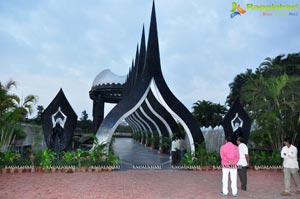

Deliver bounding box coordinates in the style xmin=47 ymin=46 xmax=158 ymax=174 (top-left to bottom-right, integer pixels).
xmin=0 ymin=80 xmax=17 ymax=116
xmin=229 ymin=53 xmax=300 ymax=107
xmin=11 ymin=94 xmax=38 ymax=120
xmin=283 ymin=53 xmax=300 ymax=75
xmin=258 ymin=55 xmax=286 ymax=77
xmin=240 ymin=74 xmax=300 ymax=150
xmin=0 ymin=80 xmax=38 ymax=147
xmin=258 ymin=53 xmax=300 ymax=77
xmin=192 ymin=100 xmax=226 ymax=129
xmin=228 ymin=53 xmax=300 ymax=150
xmin=226 ymin=69 xmax=254 ymax=107
xmin=0 ymin=80 xmax=18 ymax=152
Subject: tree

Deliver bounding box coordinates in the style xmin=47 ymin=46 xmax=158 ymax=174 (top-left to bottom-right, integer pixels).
xmin=226 ymin=69 xmax=254 ymax=107
xmin=0 ymin=80 xmax=17 ymax=116
xmin=28 ymin=105 xmax=44 ymax=125
xmin=241 ymin=73 xmax=300 ymax=150
xmin=116 ymin=124 xmax=132 ymax=133
xmin=192 ymin=100 xmax=226 ymax=129
xmin=227 ymin=52 xmax=300 ymax=150
xmin=258 ymin=53 xmax=300 ymax=77
xmin=77 ymin=110 xmax=93 ymax=132
xmin=80 ymin=110 xmax=88 ymax=121
xmin=0 ymin=80 xmax=38 ymax=150
xmin=36 ymin=105 xmax=44 ymax=122
xmin=12 ymin=94 xmax=38 ymax=121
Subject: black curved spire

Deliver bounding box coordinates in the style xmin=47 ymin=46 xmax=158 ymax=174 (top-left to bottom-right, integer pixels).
xmin=136 ymin=26 xmax=146 ymax=82
xmin=132 ymin=44 xmax=139 ymax=86
xmin=124 ymin=60 xmax=135 ymax=94
xmin=142 ymin=1 xmax=162 ymax=78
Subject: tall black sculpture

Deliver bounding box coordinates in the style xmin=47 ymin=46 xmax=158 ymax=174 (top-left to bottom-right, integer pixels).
xmin=42 ymin=89 xmax=78 ymax=151
xmin=93 ymin=2 xmax=204 ymax=154
xmin=221 ymin=99 xmax=251 ymax=144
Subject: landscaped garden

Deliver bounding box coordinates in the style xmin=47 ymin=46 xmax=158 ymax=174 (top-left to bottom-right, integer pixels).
xmin=0 ymin=139 xmax=119 ymax=174
xmin=0 ymin=80 xmax=119 ymax=174
xmin=181 ymin=143 xmax=285 ymax=171
xmin=1 ymin=53 xmax=300 ymax=173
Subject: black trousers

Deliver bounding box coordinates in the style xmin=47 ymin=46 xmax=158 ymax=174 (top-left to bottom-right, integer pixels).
xmin=176 ymin=150 xmax=181 ymax=163
xmin=171 ymin=151 xmax=177 ymax=165
xmin=172 ymin=150 xmax=180 ymax=165
xmin=238 ymin=167 xmax=247 ymax=190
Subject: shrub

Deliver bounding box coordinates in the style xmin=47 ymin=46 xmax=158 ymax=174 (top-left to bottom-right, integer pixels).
xmin=63 ymin=151 xmax=76 ymax=166
xmin=40 ymin=149 xmax=55 ymax=170
xmin=182 ymin=152 xmax=195 ymax=166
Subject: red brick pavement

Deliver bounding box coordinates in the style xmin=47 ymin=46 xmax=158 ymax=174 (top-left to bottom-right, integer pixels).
xmin=0 ymin=170 xmax=299 ymax=199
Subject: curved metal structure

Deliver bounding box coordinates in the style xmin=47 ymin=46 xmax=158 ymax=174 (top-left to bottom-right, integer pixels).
xmin=93 ymin=2 xmax=204 ymax=154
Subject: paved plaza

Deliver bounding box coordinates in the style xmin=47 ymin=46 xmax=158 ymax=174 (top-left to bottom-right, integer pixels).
xmin=113 ymin=138 xmax=171 ymax=170
xmin=1 ymin=138 xmax=299 ymax=199
xmin=1 ymin=170 xmax=299 ymax=199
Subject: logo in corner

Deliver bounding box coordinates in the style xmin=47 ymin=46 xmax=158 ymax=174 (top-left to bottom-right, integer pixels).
xmin=230 ymin=2 xmax=246 ymax=18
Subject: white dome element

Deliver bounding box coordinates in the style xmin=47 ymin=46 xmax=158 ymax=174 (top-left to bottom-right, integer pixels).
xmin=92 ymin=69 xmax=126 ymax=87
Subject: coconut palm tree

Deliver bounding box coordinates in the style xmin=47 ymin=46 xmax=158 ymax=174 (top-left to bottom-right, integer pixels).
xmin=240 ymin=74 xmax=300 ymax=150
xmin=228 ymin=53 xmax=300 ymax=150
xmin=11 ymin=94 xmax=38 ymax=121
xmin=258 ymin=53 xmax=300 ymax=77
xmin=0 ymin=80 xmax=18 ymax=152
xmin=0 ymin=80 xmax=17 ymax=116
xmin=0 ymin=80 xmax=37 ymax=121
xmin=0 ymin=80 xmax=38 ymax=151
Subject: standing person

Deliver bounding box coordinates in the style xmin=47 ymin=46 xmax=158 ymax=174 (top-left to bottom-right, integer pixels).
xmin=280 ymin=138 xmax=300 ymax=196
xmin=237 ymin=137 xmax=249 ymax=191
xmin=180 ymin=137 xmax=186 ymax=162
xmin=175 ymin=137 xmax=181 ymax=163
xmin=171 ymin=137 xmax=177 ymax=165
xmin=220 ymin=136 xmax=240 ymax=197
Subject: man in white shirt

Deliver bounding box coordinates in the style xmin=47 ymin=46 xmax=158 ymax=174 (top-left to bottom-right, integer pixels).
xmin=175 ymin=137 xmax=182 ymax=163
xmin=280 ymin=137 xmax=300 ymax=196
xmin=171 ymin=137 xmax=178 ymax=165
xmin=237 ymin=137 xmax=249 ymax=191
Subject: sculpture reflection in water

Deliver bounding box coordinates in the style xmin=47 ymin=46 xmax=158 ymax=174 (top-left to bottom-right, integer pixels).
xmin=48 ymin=106 xmax=67 ymax=152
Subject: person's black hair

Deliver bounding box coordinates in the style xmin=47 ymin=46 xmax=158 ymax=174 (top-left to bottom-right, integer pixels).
xmin=237 ymin=137 xmax=245 ymax=143
xmin=283 ymin=137 xmax=291 ymax=144
xmin=225 ymin=136 xmax=232 ymax=142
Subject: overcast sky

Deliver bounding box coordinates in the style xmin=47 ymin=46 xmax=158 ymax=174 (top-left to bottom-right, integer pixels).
xmin=0 ymin=0 xmax=299 ymax=120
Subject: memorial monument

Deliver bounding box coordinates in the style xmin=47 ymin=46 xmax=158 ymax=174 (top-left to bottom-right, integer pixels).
xmin=90 ymin=2 xmax=204 ymax=154
xmin=42 ymin=89 xmax=78 ymax=151
xmin=222 ymin=99 xmax=251 ymax=144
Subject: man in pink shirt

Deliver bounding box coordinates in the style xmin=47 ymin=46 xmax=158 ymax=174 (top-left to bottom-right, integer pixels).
xmin=220 ymin=136 xmax=240 ymax=197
